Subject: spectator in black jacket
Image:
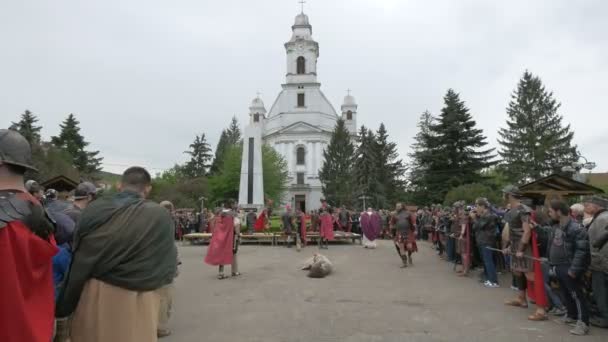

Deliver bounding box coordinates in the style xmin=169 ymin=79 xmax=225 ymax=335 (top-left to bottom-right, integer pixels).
xmin=535 ymin=199 xmax=591 ymax=336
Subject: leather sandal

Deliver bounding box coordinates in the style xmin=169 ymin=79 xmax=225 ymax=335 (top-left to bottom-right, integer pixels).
xmin=504 ymin=299 xmax=528 ymax=308
xmin=528 ymin=312 xmax=548 ymax=321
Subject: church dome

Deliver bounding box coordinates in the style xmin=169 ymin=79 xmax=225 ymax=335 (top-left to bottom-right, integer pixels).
xmin=249 ymin=96 xmax=267 ymax=115
xmin=294 ymin=13 xmax=310 ymax=26
xmin=343 ymin=94 xmax=357 ymax=106
xmin=250 ymin=97 xmax=265 ymax=109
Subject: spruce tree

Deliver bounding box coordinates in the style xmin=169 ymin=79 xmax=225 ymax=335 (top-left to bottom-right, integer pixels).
xmin=183 ymin=133 xmax=213 ymax=178
xmin=225 ymin=116 xmax=242 ymax=145
xmin=407 ymin=110 xmax=435 ymax=205
xmin=374 ymin=123 xmax=406 ymax=208
xmin=319 ymin=119 xmax=355 ymax=207
xmin=353 ymin=125 xmax=380 ymax=208
xmin=11 ymin=110 xmax=42 ymax=145
xmin=51 ymin=113 xmax=103 ymax=175
xmin=498 ymin=71 xmax=578 ymax=182
xmin=425 ymin=89 xmax=496 ymax=202
xmin=210 ymin=117 xmax=242 ymax=176
xmin=210 ymin=130 xmax=229 ymax=175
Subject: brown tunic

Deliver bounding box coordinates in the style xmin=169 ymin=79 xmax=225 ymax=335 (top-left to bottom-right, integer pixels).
xmin=505 ymin=204 xmax=533 ymax=273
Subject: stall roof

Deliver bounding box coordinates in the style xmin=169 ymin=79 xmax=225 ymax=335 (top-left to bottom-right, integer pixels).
xmin=519 ymin=174 xmax=604 ymax=197
xmin=40 ymin=175 xmax=79 ymax=193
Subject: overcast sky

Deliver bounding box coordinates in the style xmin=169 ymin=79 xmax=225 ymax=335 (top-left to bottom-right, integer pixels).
xmin=1 ymin=0 xmax=607 ymax=175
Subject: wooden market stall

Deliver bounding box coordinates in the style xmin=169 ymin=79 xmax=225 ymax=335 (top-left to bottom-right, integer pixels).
xmin=519 ymin=173 xmax=604 ymax=204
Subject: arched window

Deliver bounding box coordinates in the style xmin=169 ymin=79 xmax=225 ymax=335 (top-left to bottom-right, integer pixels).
xmin=297 ymin=56 xmax=306 ymax=74
xmin=253 ymin=113 xmax=260 ymax=122
xmin=346 ymin=110 xmax=353 ymax=120
xmin=296 ymin=147 xmax=305 ymax=165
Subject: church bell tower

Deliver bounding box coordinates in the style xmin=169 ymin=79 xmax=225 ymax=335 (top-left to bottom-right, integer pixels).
xmin=285 ymin=11 xmax=319 ymax=86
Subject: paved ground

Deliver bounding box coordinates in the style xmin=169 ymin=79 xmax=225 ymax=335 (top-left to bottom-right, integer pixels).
xmin=165 ymin=240 xmax=607 ymax=342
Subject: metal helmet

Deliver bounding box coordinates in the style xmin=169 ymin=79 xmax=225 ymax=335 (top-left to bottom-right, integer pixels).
xmin=160 ymin=201 xmax=175 ymax=211
xmin=502 ymin=185 xmax=523 ymax=198
xmin=0 ymin=129 xmax=37 ymax=171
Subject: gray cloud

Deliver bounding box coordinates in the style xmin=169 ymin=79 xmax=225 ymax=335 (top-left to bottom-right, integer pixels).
xmin=1 ymin=0 xmax=606 ymax=174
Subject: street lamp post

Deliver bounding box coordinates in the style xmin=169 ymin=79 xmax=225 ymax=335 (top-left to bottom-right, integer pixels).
xmin=358 ymin=195 xmax=372 ymax=212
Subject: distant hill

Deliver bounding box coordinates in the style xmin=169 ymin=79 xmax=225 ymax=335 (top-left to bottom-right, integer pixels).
xmin=97 ymin=171 xmax=121 ymax=188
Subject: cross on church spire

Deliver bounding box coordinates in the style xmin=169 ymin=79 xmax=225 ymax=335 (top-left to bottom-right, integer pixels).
xmin=347 ymin=88 xmax=351 ymax=96
xmin=299 ymin=0 xmax=306 ymax=13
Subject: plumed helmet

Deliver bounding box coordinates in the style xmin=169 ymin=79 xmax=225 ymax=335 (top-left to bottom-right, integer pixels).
xmin=0 ymin=129 xmax=37 ymax=171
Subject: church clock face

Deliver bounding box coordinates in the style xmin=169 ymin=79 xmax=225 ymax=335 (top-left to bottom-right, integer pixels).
xmin=297 ymin=43 xmax=304 ymax=51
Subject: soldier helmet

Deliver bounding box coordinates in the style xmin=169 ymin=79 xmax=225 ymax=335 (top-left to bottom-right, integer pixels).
xmin=452 ymin=201 xmax=464 ymax=208
xmin=74 ymin=182 xmax=97 ymax=200
xmin=0 ymin=129 xmax=38 ymax=172
xmin=475 ymin=197 xmax=490 ymax=208
xmin=502 ymin=185 xmax=523 ymax=198
xmin=160 ymin=201 xmax=174 ymax=211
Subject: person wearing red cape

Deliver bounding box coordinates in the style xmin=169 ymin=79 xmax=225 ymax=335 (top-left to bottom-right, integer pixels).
xmin=502 ymin=186 xmax=547 ymax=321
xmin=456 ymin=206 xmax=472 ymax=277
xmin=205 ymin=201 xmax=241 ymax=279
xmin=254 ymin=208 xmax=269 ymax=232
xmin=391 ymin=203 xmax=417 ymax=267
xmin=319 ymin=206 xmax=334 ymax=249
xmin=0 ymin=129 xmax=58 ymax=342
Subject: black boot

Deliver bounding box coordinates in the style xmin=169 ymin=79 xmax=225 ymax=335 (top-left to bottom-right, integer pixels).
xmin=401 ymin=255 xmax=408 ymax=268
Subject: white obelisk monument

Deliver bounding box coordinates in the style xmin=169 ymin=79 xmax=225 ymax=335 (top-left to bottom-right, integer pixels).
xmin=238 ymin=96 xmax=266 ymax=210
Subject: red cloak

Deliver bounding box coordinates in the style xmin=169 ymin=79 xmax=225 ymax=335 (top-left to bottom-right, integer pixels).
xmin=528 ymin=212 xmax=548 ymax=307
xmin=254 ymin=211 xmax=267 ymax=232
xmin=319 ymin=213 xmax=335 ymax=240
xmin=204 ymin=214 xmax=235 ymax=266
xmin=0 ymin=221 xmax=58 ymax=342
xmin=300 ymin=214 xmax=307 ymax=246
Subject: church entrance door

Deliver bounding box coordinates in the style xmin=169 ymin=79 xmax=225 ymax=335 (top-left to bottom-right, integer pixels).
xmin=295 ymin=195 xmax=306 ymax=213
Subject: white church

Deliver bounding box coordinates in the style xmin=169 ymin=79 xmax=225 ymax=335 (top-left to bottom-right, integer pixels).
xmin=238 ymin=10 xmax=359 ymax=212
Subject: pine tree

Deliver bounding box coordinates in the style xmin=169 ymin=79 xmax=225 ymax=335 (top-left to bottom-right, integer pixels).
xmin=225 ymin=116 xmax=242 ymax=145
xmin=51 ymin=113 xmax=103 ymax=175
xmin=374 ymin=123 xmax=406 ymax=208
xmin=407 ymin=111 xmax=436 ymax=205
xmin=319 ymin=119 xmax=355 ymax=207
xmin=11 ymin=110 xmax=42 ymax=145
xmin=210 ymin=117 xmax=242 ymax=175
xmin=183 ymin=133 xmax=213 ymax=178
xmin=210 ymin=130 xmax=229 ymax=175
xmin=498 ymin=71 xmax=578 ymax=182
xmin=353 ymin=125 xmax=380 ymax=208
xmin=425 ymin=89 xmax=496 ymax=203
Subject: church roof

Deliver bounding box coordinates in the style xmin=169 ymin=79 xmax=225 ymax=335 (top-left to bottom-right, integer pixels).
xmin=294 ymin=13 xmax=310 ymax=26
xmin=343 ymin=94 xmax=356 ymax=106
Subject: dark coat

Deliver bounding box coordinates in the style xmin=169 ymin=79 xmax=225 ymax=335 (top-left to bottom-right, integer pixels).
xmin=536 ymin=218 xmax=590 ymax=277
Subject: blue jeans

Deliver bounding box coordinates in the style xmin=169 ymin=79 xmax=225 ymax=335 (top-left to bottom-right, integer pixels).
xmin=447 ymin=237 xmax=456 ymax=262
xmin=542 ymin=263 xmax=564 ymax=309
xmin=479 ymin=245 xmax=498 ymax=284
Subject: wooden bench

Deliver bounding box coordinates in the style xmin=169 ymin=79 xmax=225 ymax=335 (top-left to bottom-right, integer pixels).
xmin=182 ymin=232 xmax=362 ymax=246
